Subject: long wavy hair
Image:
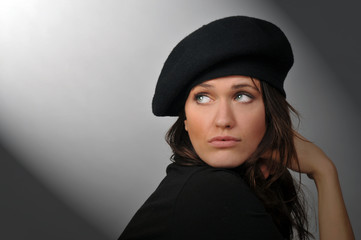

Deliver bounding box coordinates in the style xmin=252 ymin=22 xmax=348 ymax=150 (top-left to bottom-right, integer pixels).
xmin=166 ymin=81 xmax=313 ymax=240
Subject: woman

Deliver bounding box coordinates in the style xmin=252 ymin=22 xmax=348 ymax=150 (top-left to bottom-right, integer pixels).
xmin=119 ymin=16 xmax=354 ymax=240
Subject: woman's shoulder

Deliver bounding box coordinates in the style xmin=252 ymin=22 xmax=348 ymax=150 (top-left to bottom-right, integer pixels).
xmin=169 ymin=163 xmax=264 ymax=212
xmin=166 ymin=162 xmax=244 ymax=183
xmin=120 ymin=163 xmax=282 ymax=240
xmin=169 ymin=163 xmax=282 ymax=239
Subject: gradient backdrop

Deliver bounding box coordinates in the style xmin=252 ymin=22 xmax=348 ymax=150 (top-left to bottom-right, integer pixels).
xmin=0 ymin=0 xmax=360 ymax=239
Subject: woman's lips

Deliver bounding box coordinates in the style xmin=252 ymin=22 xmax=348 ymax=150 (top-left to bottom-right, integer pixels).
xmin=208 ymin=136 xmax=241 ymax=148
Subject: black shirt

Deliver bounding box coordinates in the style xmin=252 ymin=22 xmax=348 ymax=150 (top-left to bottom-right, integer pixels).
xmin=119 ymin=163 xmax=283 ymax=240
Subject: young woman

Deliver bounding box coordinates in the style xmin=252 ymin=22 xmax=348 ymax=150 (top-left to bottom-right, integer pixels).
xmin=119 ymin=16 xmax=354 ymax=240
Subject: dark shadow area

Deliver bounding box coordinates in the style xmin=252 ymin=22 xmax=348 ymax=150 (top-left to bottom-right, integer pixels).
xmin=0 ymin=143 xmax=111 ymax=240
xmin=271 ymin=0 xmax=361 ymax=107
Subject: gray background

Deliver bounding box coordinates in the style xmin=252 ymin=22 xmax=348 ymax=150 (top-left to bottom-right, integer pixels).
xmin=0 ymin=0 xmax=360 ymax=239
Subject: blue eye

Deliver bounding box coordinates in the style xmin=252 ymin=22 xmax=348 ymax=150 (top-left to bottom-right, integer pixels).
xmin=235 ymin=93 xmax=252 ymax=103
xmin=195 ymin=94 xmax=211 ymax=103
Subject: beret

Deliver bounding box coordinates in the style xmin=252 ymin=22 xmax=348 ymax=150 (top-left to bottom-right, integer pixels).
xmin=152 ymin=16 xmax=294 ymax=116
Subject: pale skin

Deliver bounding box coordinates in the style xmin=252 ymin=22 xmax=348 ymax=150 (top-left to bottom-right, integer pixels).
xmin=184 ymin=75 xmax=354 ymax=240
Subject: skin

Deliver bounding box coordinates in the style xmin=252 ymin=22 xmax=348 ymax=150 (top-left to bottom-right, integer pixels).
xmin=184 ymin=75 xmax=355 ymax=239
xmin=291 ymin=134 xmax=355 ymax=240
xmin=184 ymin=75 xmax=265 ymax=168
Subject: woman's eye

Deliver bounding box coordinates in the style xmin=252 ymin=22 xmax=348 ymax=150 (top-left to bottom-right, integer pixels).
xmin=195 ymin=94 xmax=211 ymax=103
xmin=235 ymin=93 xmax=252 ymax=103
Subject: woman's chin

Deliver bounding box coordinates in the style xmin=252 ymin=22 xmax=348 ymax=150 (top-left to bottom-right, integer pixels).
xmin=202 ymin=155 xmax=248 ymax=169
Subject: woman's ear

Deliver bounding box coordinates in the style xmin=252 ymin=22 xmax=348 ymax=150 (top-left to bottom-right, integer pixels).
xmin=184 ymin=120 xmax=188 ymax=131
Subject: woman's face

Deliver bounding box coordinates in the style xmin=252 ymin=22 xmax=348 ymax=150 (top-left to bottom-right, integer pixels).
xmin=184 ymin=75 xmax=266 ymax=168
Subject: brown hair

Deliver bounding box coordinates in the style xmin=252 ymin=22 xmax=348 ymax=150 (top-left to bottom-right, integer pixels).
xmin=166 ymin=81 xmax=312 ymax=240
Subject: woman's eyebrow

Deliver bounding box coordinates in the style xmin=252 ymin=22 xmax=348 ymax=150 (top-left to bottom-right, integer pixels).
xmin=231 ymin=84 xmax=258 ymax=90
xmin=198 ymin=83 xmax=214 ymax=88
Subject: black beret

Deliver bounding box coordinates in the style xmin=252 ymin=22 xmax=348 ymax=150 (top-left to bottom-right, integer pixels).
xmin=152 ymin=16 xmax=294 ymax=116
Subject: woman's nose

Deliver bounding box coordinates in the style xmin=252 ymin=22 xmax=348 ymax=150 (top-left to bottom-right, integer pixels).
xmin=215 ymin=101 xmax=235 ymax=129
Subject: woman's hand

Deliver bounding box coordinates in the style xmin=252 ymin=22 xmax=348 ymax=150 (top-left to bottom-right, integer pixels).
xmin=258 ymin=132 xmax=335 ymax=180
xmin=289 ymin=132 xmax=336 ymax=181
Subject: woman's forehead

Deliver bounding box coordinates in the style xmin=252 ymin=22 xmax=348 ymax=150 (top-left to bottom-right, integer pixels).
xmin=192 ymin=75 xmax=261 ymax=91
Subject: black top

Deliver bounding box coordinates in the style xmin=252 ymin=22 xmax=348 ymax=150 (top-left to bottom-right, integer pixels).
xmin=119 ymin=163 xmax=283 ymax=240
